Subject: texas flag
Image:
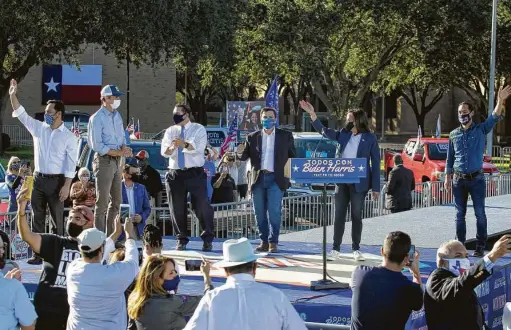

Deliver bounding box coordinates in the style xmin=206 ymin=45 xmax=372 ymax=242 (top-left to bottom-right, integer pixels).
xmin=42 ymin=65 xmax=103 ymax=105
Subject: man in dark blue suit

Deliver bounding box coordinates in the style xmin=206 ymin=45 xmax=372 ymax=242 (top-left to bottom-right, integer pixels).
xmin=121 ymin=165 xmax=152 ymax=239
xmin=300 ymin=101 xmax=380 ymax=261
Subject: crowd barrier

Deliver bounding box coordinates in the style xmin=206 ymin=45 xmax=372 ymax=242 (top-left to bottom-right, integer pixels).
xmin=1 ymin=174 xmax=510 ymax=247
xmin=3 ymin=125 xmax=32 ymax=146
xmin=305 ymin=322 xmax=350 ymax=330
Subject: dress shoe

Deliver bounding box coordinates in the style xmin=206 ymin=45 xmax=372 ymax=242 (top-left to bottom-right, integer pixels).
xmin=472 ymin=248 xmax=484 ymax=258
xmin=176 ymin=242 xmax=187 ymax=251
xmin=255 ymin=242 xmax=269 ymax=252
xmin=202 ymin=242 xmax=213 ymax=252
xmin=269 ymin=243 xmax=278 ymax=253
xmin=27 ymin=255 xmax=43 ymax=265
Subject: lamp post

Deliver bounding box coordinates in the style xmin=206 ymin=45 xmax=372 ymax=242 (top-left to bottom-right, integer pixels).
xmin=486 ymin=0 xmax=498 ymax=156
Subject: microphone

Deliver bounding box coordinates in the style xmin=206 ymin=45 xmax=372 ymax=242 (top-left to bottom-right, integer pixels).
xmin=311 ymin=134 xmax=325 ymax=158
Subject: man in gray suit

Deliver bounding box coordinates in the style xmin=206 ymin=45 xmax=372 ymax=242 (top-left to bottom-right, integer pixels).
xmin=385 ymin=155 xmax=415 ymax=213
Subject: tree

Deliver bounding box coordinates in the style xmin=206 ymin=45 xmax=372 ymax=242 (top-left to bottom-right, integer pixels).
xmin=174 ymin=0 xmax=245 ymax=124
xmin=0 ymin=0 xmax=185 ymax=153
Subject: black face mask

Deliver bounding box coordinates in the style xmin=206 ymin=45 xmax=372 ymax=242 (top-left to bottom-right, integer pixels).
xmin=67 ymin=221 xmax=84 ymax=238
xmin=345 ymin=122 xmax=355 ymax=131
xmin=173 ymin=114 xmax=186 ymax=124
xmin=137 ymin=160 xmax=148 ymax=170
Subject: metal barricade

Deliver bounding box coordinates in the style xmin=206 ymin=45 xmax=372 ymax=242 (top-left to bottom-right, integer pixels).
xmin=3 ymin=125 xmax=33 ymax=146
xmin=305 ymin=322 xmax=350 ymax=330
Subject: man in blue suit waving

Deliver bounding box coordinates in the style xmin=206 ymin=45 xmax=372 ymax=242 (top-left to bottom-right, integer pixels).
xmin=300 ymin=101 xmax=380 ymax=261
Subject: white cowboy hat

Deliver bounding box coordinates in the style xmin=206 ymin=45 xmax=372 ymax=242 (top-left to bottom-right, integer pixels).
xmin=215 ymin=238 xmax=259 ymax=268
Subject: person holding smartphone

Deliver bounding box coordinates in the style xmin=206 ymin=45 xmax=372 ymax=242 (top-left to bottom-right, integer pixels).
xmin=424 ymin=235 xmax=511 ymax=330
xmin=350 ymin=231 xmax=423 ymax=330
xmin=5 ymin=156 xmax=31 ymax=213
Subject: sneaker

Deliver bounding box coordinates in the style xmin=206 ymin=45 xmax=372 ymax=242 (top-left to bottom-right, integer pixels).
xmin=329 ymin=250 xmax=342 ymax=259
xmin=353 ymin=250 xmax=365 ymax=262
xmin=472 ymin=248 xmax=484 ymax=258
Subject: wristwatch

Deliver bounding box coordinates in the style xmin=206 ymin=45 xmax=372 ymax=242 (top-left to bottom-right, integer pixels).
xmin=184 ymin=142 xmax=190 ymax=149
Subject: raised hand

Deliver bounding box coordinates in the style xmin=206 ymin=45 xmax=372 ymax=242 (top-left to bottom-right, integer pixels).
xmin=9 ymin=79 xmax=17 ymax=96
xmin=498 ymin=85 xmax=511 ymax=102
xmin=299 ymin=100 xmax=315 ymax=114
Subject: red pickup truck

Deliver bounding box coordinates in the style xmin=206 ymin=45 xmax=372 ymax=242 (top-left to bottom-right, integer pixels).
xmin=384 ymin=138 xmax=500 ymax=185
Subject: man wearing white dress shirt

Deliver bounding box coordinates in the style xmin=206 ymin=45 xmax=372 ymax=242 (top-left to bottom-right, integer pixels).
xmin=184 ymin=237 xmax=307 ymax=330
xmin=161 ymin=104 xmax=214 ymax=251
xmin=9 ymin=79 xmax=77 ymax=265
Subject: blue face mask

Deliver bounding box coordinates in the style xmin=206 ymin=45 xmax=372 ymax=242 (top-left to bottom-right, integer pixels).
xmin=44 ymin=113 xmax=56 ymax=125
xmin=458 ymin=113 xmax=471 ymax=125
xmin=11 ymin=163 xmax=20 ymax=170
xmin=162 ymin=276 xmax=180 ymax=293
xmin=262 ymin=117 xmax=276 ymax=129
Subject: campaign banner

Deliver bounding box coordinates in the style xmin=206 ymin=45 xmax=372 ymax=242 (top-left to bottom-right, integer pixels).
xmin=207 ymin=129 xmax=227 ymax=148
xmin=290 ymin=158 xmax=367 ymax=184
xmin=237 ymin=130 xmax=251 ymax=144
xmin=226 ymin=101 xmax=265 ymax=132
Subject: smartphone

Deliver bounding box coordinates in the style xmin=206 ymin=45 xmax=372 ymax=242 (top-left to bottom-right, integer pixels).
xmin=120 ymin=204 xmax=130 ymax=224
xmin=185 ymin=259 xmax=202 ymax=271
xmin=26 ymin=161 xmax=31 ymax=168
xmin=408 ymin=245 xmax=415 ymax=264
xmin=21 ymin=176 xmax=34 ymax=199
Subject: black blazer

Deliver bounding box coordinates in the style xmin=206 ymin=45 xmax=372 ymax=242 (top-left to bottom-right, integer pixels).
xmin=424 ymin=259 xmax=491 ymax=330
xmin=385 ymin=165 xmax=415 ymax=210
xmin=239 ymin=128 xmax=296 ymax=190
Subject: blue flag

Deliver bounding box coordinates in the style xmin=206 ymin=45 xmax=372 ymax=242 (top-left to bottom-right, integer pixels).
xmin=265 ymin=75 xmax=279 ymax=123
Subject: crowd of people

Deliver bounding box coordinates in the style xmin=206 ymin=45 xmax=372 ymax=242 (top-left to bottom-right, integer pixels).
xmin=1 ymin=77 xmax=511 ymax=330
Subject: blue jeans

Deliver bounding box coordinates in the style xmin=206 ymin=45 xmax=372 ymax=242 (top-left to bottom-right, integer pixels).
xmin=251 ymin=173 xmax=284 ymax=243
xmin=334 ymin=184 xmax=367 ymax=251
xmin=453 ymin=173 xmax=487 ymax=249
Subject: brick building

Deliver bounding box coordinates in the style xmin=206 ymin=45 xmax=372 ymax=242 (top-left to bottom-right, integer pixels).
xmin=5 ymin=44 xmax=177 ymax=134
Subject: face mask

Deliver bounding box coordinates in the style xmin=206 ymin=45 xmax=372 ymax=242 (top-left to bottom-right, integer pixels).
xmin=11 ymin=163 xmax=20 ymax=170
xmin=458 ymin=113 xmax=471 ymax=125
xmin=44 ymin=113 xmax=56 ymax=125
xmin=173 ymin=113 xmax=186 ymax=124
xmin=262 ymin=117 xmax=275 ymax=129
xmin=162 ymin=276 xmax=180 ymax=293
xmin=345 ymin=122 xmax=355 ymax=131
xmin=445 ymin=258 xmax=471 ymax=276
xmin=80 ymin=176 xmax=90 ymax=182
xmin=111 ymin=100 xmax=121 ymax=110
xmin=137 ymin=160 xmax=148 ymax=169
xmin=66 ymin=221 xmax=84 ymax=238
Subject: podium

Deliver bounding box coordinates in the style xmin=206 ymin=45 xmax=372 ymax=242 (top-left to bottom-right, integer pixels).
xmin=287 ymin=158 xmax=368 ymax=290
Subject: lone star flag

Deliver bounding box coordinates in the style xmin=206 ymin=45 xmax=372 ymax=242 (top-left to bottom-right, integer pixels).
xmin=42 ymin=65 xmax=103 ymax=105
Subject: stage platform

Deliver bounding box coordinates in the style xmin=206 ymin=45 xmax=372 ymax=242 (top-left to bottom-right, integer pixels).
xmin=281 ymin=195 xmax=511 ymax=249
xmin=14 ymin=195 xmax=511 ymax=330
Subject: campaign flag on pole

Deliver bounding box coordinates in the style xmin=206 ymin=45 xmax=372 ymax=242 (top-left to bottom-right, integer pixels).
xmin=42 ymin=65 xmax=102 ymax=105
xmin=435 ymin=114 xmax=441 ymax=138
xmin=71 ymin=117 xmax=80 ymax=137
xmin=220 ymin=112 xmax=238 ymax=157
xmin=265 ymin=75 xmax=279 ymax=123
xmin=412 ymin=125 xmax=422 ymax=157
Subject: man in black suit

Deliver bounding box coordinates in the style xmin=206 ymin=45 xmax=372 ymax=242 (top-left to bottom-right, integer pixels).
xmin=236 ymin=107 xmax=296 ymax=253
xmin=385 ymin=154 xmax=415 ymax=213
xmin=424 ymin=235 xmax=511 ymax=330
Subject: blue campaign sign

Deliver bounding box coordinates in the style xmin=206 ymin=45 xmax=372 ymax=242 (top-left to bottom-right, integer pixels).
xmin=206 ymin=129 xmax=227 ymax=148
xmin=305 ymin=151 xmax=328 ymax=158
xmin=290 ymin=158 xmax=367 ymax=184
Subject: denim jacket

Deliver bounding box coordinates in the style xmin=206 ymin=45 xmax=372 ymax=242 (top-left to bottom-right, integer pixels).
xmin=445 ymin=114 xmax=501 ymax=175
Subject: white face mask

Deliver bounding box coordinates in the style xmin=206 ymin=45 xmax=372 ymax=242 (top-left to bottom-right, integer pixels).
xmin=445 ymin=258 xmax=471 ymax=276
xmin=112 ymin=99 xmax=121 ymax=109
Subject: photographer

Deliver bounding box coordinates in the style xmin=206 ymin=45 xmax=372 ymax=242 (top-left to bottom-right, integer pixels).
xmin=211 ymin=153 xmax=237 ymax=204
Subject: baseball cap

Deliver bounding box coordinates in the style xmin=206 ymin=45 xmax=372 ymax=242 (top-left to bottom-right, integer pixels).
xmin=135 ymin=150 xmax=149 ymax=160
xmin=69 ymin=206 xmax=94 ymax=223
xmin=78 ymin=228 xmax=106 ymax=252
xmin=100 ymin=85 xmax=125 ymax=97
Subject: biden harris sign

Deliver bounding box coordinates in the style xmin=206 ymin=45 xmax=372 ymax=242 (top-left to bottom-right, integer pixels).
xmin=288 ymin=158 xmax=367 ymax=184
